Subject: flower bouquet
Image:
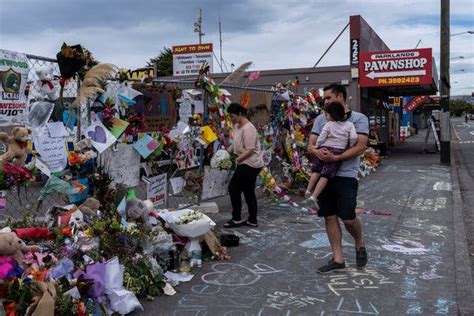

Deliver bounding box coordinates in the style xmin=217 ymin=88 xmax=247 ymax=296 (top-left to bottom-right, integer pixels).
xmin=56 ymin=42 xmax=97 ymax=79
xmin=0 ymin=163 xmax=33 ymax=190
xmin=163 ymin=209 xmax=215 ymax=238
xmin=210 ymin=149 xmax=233 ymax=170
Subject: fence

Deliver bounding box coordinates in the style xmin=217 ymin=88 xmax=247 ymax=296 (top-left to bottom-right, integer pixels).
xmin=1 ymin=54 xmax=277 ymax=222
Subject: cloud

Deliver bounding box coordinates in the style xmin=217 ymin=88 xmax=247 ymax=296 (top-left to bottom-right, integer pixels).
xmin=1 ymin=0 xmax=473 ymax=95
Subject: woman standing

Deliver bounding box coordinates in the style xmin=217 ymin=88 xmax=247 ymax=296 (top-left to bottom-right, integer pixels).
xmin=224 ymin=103 xmax=264 ymax=228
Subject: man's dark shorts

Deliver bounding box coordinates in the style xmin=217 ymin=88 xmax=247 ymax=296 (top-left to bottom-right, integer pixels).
xmin=317 ymin=176 xmax=358 ymax=220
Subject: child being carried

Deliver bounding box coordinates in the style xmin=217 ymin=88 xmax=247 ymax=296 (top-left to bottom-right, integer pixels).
xmin=306 ymin=101 xmax=357 ymax=208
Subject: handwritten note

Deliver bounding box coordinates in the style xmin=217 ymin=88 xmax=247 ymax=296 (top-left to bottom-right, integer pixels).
xmin=33 ymin=132 xmax=68 ymax=172
xmin=144 ymin=173 xmax=167 ymax=207
xmin=47 ymin=122 xmax=69 ymax=137
xmin=101 ymin=144 xmax=140 ymax=187
xmin=179 ymin=100 xmax=193 ymax=122
xmin=170 ymin=177 xmax=185 ymax=195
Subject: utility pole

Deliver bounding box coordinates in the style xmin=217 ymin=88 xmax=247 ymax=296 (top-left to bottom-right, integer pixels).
xmin=440 ymin=0 xmax=450 ymax=164
xmin=194 ymin=8 xmax=205 ymax=44
xmin=218 ymin=1 xmax=224 ymax=72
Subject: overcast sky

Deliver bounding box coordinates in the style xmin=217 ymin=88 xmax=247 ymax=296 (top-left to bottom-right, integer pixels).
xmin=1 ymin=0 xmax=473 ymax=95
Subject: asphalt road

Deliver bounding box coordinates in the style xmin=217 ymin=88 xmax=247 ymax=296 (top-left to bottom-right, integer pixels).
xmin=452 ymin=116 xmax=474 ymax=273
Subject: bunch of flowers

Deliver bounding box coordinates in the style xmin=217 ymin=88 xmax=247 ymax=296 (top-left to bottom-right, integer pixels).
xmin=123 ymin=112 xmax=147 ymax=136
xmin=0 ymin=163 xmax=33 ymax=190
xmin=56 ymin=42 xmax=98 ymax=80
xmin=175 ymin=210 xmax=203 ymax=225
xmin=210 ymin=149 xmax=233 ymax=170
xmin=101 ymin=98 xmax=117 ymax=129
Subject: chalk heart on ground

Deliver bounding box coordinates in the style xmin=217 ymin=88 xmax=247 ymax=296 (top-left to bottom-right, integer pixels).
xmin=202 ymin=263 xmax=283 ymax=286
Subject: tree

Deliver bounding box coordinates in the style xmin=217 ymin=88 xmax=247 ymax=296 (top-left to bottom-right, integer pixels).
xmin=450 ymin=99 xmax=472 ymax=117
xmin=147 ymin=47 xmax=173 ymax=77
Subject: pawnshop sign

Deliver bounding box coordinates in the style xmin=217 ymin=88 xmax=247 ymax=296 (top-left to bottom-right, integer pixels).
xmin=359 ymin=48 xmax=432 ymax=87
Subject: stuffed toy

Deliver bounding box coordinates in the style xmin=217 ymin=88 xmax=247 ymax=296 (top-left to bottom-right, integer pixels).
xmin=184 ymin=171 xmax=201 ymax=193
xmin=0 ymin=232 xmax=41 ymax=267
xmin=126 ymin=198 xmax=152 ymax=229
xmin=78 ymin=197 xmax=101 ymax=218
xmin=29 ymin=66 xmax=58 ymax=101
xmin=0 ymin=126 xmax=31 ymax=168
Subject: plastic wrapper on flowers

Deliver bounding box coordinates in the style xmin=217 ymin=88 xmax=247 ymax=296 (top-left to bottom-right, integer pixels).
xmin=161 ymin=209 xmax=216 ymax=238
xmin=210 ymin=149 xmax=233 ymax=170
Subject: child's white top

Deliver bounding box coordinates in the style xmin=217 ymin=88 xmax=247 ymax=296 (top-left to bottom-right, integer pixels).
xmin=316 ymin=121 xmax=358 ymax=149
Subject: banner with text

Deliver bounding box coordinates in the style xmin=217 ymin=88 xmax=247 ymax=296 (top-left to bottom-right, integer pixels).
xmin=403 ymin=95 xmax=429 ymax=112
xmin=0 ymin=49 xmax=29 ymax=126
xmin=359 ymin=48 xmax=432 ymax=88
xmin=172 ymin=43 xmax=213 ymax=76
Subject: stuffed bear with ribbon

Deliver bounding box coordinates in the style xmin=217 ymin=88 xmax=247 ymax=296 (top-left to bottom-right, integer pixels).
xmin=29 ymin=66 xmax=58 ymax=101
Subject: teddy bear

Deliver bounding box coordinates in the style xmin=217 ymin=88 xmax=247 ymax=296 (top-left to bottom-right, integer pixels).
xmin=184 ymin=171 xmax=201 ymax=193
xmin=0 ymin=232 xmax=41 ymax=267
xmin=126 ymin=198 xmax=152 ymax=229
xmin=78 ymin=197 xmax=101 ymax=219
xmin=29 ymin=66 xmax=58 ymax=101
xmin=0 ymin=126 xmax=31 ymax=168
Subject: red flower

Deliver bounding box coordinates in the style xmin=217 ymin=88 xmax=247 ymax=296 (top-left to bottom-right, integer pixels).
xmin=3 ymin=163 xmax=32 ymax=185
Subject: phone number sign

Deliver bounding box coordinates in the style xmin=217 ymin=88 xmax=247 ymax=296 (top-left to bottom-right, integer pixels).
xmin=359 ymin=48 xmax=432 ymax=88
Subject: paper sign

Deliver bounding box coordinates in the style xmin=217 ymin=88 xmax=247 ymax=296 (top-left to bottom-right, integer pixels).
xmin=83 ymin=115 xmax=117 ymax=154
xmin=33 ymin=130 xmax=68 ymax=172
xmin=193 ymin=100 xmax=204 ymax=114
xmin=133 ymin=134 xmax=159 ymax=159
xmin=144 ymin=173 xmax=167 ymax=207
xmin=110 ymin=118 xmax=129 ymax=139
xmin=101 ymin=144 xmax=140 ymax=187
xmin=35 ymin=158 xmax=51 ymax=177
xmin=170 ymin=177 xmax=185 ymax=195
xmin=169 ymin=121 xmax=190 ymax=141
xmin=47 ymin=122 xmax=69 ymax=137
xmin=179 ymin=100 xmax=192 ymax=122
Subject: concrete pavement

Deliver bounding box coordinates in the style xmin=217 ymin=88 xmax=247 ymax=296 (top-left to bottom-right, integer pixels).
xmin=138 ymin=126 xmax=474 ymax=315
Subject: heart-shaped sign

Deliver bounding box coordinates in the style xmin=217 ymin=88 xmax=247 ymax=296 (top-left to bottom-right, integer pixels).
xmin=88 ymin=126 xmax=107 ymax=144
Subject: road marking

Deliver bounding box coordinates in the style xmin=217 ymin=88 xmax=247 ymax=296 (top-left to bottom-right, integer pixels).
xmin=451 ymin=123 xmax=461 ymax=141
xmin=459 ymin=140 xmax=474 ymax=144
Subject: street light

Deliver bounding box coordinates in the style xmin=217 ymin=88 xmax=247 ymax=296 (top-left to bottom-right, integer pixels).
xmin=450 ymin=30 xmax=474 ymax=36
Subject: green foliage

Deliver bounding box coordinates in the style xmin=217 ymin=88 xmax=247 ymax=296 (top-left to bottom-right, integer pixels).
xmin=124 ymin=256 xmax=165 ymax=298
xmin=450 ymin=99 xmax=473 ymax=116
xmin=147 ymin=47 xmax=173 ymax=77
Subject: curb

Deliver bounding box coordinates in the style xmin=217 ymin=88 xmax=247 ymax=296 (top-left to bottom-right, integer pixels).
xmin=450 ymin=140 xmax=474 ymax=315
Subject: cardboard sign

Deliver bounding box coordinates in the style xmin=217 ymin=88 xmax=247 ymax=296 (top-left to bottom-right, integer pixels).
xmin=359 ymin=48 xmax=432 ymax=87
xmin=144 ymin=173 xmax=167 ymax=207
xmin=0 ymin=49 xmax=29 ymax=126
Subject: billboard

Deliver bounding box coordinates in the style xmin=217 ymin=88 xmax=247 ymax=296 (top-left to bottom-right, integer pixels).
xmin=172 ymin=43 xmax=213 ymax=76
xmin=359 ymin=48 xmax=432 ymax=88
